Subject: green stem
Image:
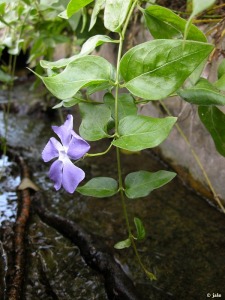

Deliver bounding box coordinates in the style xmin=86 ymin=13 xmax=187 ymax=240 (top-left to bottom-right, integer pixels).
xmin=114 ymin=0 xmax=138 ymax=132
xmin=121 ymin=0 xmax=138 ymax=38
xmin=113 ymin=0 xmax=156 ymax=279
xmin=117 ymin=147 xmax=132 ymax=234
xmin=114 ymin=34 xmax=123 ymax=134
xmin=130 ymin=237 xmax=156 ymax=280
xmin=86 ymin=143 xmax=113 ymax=157
xmin=0 ymin=16 xmax=12 ymax=27
xmin=114 ymin=0 xmax=137 ymax=230
xmin=159 ymin=100 xmax=225 ymax=214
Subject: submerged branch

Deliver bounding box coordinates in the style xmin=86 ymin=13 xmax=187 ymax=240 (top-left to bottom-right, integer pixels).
xmin=32 ymin=191 xmax=142 ymax=300
xmin=7 ymin=156 xmax=32 ymax=300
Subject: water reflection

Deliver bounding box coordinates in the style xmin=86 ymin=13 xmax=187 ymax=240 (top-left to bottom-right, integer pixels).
xmin=0 ymin=155 xmax=20 ymax=224
xmin=0 ymin=193 xmax=18 ymax=224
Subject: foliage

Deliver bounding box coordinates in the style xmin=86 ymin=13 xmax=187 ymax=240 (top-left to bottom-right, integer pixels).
xmin=36 ymin=0 xmax=225 ymax=280
xmin=0 ymin=0 xmax=83 ymax=82
xmin=198 ymin=106 xmax=225 ymax=157
xmin=4 ymin=0 xmax=225 ymax=281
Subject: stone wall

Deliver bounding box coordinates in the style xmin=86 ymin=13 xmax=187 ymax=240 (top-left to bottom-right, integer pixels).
xmin=140 ymin=97 xmax=225 ymax=207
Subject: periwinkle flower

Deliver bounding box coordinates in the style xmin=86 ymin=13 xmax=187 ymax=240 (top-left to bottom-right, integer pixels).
xmin=42 ymin=114 xmax=90 ymax=193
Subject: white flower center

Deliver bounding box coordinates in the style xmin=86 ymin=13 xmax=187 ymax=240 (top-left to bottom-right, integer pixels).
xmin=58 ymin=148 xmax=68 ymax=162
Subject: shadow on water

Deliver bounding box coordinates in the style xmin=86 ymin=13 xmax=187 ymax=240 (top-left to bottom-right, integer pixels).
xmin=1 ymin=105 xmax=225 ymax=299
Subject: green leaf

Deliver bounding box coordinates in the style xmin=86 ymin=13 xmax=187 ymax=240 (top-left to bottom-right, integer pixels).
xmin=59 ymin=0 xmax=94 ymax=19
xmin=53 ymin=96 xmax=82 ymax=109
xmin=125 ymin=170 xmax=176 ymax=199
xmin=104 ymin=0 xmax=132 ymax=32
xmin=80 ymin=5 xmax=88 ymax=33
xmin=0 ymin=69 xmax=13 ymax=83
xmin=214 ymin=74 xmax=225 ymax=92
xmin=114 ymin=238 xmax=131 ymax=249
xmin=214 ymin=60 xmax=225 ymax=91
xmin=134 ymin=217 xmax=146 ymax=240
xmin=89 ymin=0 xmax=105 ymax=30
xmin=185 ymin=0 xmax=216 ymax=40
xmin=87 ymin=82 xmax=112 ymax=95
xmin=188 ymin=58 xmax=207 ymax=85
xmin=68 ymin=10 xmax=82 ymax=31
xmin=120 ymin=40 xmax=213 ymax=100
xmin=104 ymin=92 xmax=137 ymax=121
xmin=0 ymin=3 xmax=6 ymax=15
xmin=8 ymin=39 xmax=24 ymax=55
xmin=145 ymin=270 xmax=157 ymax=281
xmin=177 ymin=78 xmax=225 ymax=105
xmin=198 ymin=106 xmax=225 ymax=157
xmin=217 ymin=59 xmax=225 ymax=79
xmin=36 ymin=55 xmax=114 ymax=100
xmin=143 ymin=5 xmax=206 ymax=42
xmin=79 ymin=103 xmax=112 ymax=141
xmin=191 ymin=0 xmax=215 ymax=16
xmin=52 ymin=102 xmax=63 ymax=109
xmin=112 ymin=115 xmax=177 ymax=151
xmin=40 ymin=35 xmax=118 ymax=69
xmin=22 ymin=0 xmax=31 ymax=4
xmin=80 ymin=35 xmax=119 ymax=54
xmin=77 ymin=177 xmax=118 ymax=197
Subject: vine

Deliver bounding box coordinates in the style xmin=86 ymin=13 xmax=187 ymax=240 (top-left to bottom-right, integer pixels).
xmin=36 ymin=0 xmax=225 ymax=280
xmin=2 ymin=0 xmax=225 ymax=281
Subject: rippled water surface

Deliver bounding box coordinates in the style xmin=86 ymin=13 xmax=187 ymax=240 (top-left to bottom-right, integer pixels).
xmin=0 ymin=155 xmax=20 ymax=224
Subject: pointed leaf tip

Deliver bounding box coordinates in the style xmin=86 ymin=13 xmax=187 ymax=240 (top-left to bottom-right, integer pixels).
xmin=114 ymin=238 xmax=131 ymax=249
xmin=120 ymin=40 xmax=213 ymax=100
xmin=125 ymin=170 xmax=176 ymax=199
xmin=112 ymin=115 xmax=177 ymax=152
xmin=77 ymin=177 xmax=118 ymax=197
xmin=134 ymin=217 xmax=146 ymax=240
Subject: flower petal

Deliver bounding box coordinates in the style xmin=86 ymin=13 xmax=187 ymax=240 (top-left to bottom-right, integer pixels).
xmin=62 ymin=158 xmax=85 ymax=193
xmin=49 ymin=159 xmax=63 ymax=190
xmin=42 ymin=137 xmax=63 ymax=162
xmin=67 ymin=135 xmax=90 ymax=160
xmin=52 ymin=114 xmax=73 ymax=148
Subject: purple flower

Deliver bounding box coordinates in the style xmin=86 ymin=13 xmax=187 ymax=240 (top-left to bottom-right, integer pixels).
xmin=42 ymin=114 xmax=90 ymax=193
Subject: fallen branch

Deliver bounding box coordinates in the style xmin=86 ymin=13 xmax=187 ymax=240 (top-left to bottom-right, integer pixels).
xmin=32 ymin=191 xmax=142 ymax=300
xmin=7 ymin=156 xmax=33 ymax=300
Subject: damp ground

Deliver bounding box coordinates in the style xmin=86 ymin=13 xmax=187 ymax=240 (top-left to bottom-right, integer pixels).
xmin=0 ymin=82 xmax=225 ymax=299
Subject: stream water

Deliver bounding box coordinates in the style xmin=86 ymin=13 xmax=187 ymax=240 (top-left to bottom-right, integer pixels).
xmin=0 ymin=83 xmax=225 ymax=299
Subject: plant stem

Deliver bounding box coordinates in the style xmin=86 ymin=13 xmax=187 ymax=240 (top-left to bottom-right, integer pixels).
xmin=86 ymin=143 xmax=113 ymax=157
xmin=117 ymin=148 xmax=132 ymax=234
xmin=114 ymin=0 xmax=137 ymax=132
xmin=113 ymin=0 xmax=156 ymax=279
xmin=114 ymin=0 xmax=137 ymax=229
xmin=130 ymin=237 xmax=156 ymax=280
xmin=114 ymin=33 xmax=123 ymax=134
xmin=114 ymin=32 xmax=131 ymax=225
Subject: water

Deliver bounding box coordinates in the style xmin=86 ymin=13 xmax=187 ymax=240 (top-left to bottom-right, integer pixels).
xmin=0 ymin=155 xmax=20 ymax=224
xmin=25 ymin=216 xmax=108 ymax=300
xmin=0 ymin=99 xmax=225 ymax=299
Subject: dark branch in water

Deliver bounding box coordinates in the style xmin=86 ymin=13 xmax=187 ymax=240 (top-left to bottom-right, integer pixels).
xmin=7 ymin=156 xmax=32 ymax=300
xmin=32 ymin=191 xmax=142 ymax=300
